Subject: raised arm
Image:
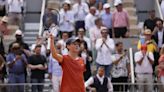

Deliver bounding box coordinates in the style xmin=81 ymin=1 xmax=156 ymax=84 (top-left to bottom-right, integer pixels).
xmin=113 ymin=55 xmax=124 ymax=65
xmin=50 ymin=34 xmax=63 ymax=63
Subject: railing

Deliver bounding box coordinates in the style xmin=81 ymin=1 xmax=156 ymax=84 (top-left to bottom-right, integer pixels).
xmin=0 ymin=82 xmax=163 ymax=92
xmin=38 ymin=0 xmax=46 ymax=36
xmin=0 ymin=83 xmax=52 ymax=92
xmin=129 ymin=48 xmax=135 ymax=84
xmin=111 ymin=83 xmax=163 ymax=92
xmin=155 ymin=0 xmax=163 ymax=20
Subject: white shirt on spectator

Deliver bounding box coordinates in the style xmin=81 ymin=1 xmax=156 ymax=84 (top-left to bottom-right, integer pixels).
xmin=89 ymin=26 xmax=102 ymax=47
xmin=157 ymin=29 xmax=164 ymax=48
xmin=8 ymin=0 xmax=23 ymax=13
xmin=134 ymin=51 xmax=154 ymax=74
xmin=95 ymin=37 xmax=115 ymax=65
xmin=73 ymin=2 xmax=89 ymax=21
xmin=85 ymin=13 xmax=97 ymax=31
xmin=85 ymin=74 xmax=113 ymax=92
xmin=59 ymin=9 xmax=75 ymax=32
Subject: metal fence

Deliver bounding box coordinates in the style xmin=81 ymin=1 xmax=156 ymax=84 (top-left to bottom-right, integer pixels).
xmin=0 ymin=82 xmax=163 ymax=92
xmin=0 ymin=83 xmax=52 ymax=92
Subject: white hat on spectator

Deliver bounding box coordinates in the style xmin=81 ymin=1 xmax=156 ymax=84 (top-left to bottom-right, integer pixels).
xmin=103 ymin=3 xmax=111 ymax=9
xmin=114 ymin=0 xmax=122 ymax=6
xmin=1 ymin=16 xmax=8 ymax=23
xmin=15 ymin=29 xmax=23 ymax=36
xmin=64 ymin=0 xmax=71 ymax=4
xmin=144 ymin=29 xmax=152 ymax=35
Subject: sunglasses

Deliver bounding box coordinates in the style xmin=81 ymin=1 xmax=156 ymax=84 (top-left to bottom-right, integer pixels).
xmin=13 ymin=47 xmax=20 ymax=50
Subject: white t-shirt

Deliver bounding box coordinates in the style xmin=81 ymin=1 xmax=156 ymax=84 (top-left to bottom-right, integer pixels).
xmin=134 ymin=51 xmax=154 ymax=74
xmin=59 ymin=9 xmax=75 ymax=32
xmin=73 ymin=2 xmax=89 ymax=21
xmin=8 ymin=0 xmax=23 ymax=13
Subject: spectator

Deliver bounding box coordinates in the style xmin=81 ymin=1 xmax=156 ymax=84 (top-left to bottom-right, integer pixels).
xmin=59 ymin=0 xmax=75 ymax=37
xmin=152 ymin=19 xmax=164 ymax=50
xmin=0 ymin=0 xmax=6 ymax=16
xmin=48 ymin=54 xmax=62 ymax=92
xmin=85 ymin=6 xmax=97 ymax=31
xmin=8 ymin=29 xmax=30 ymax=84
xmin=137 ymin=29 xmax=157 ymax=53
xmin=57 ymin=32 xmax=69 ymax=55
xmin=31 ymin=35 xmax=47 ymax=56
xmin=112 ymin=0 xmax=129 ymax=38
xmin=97 ymin=1 xmax=103 ymax=16
xmin=95 ymin=27 xmax=115 ymax=77
xmin=28 ymin=44 xmax=47 ymax=92
xmin=43 ymin=7 xmax=58 ymax=30
xmin=138 ymin=29 xmax=159 ymax=76
xmin=134 ymin=44 xmax=154 ymax=92
xmin=89 ymin=18 xmax=103 ymax=47
xmin=73 ymin=0 xmax=89 ymax=34
xmin=50 ymin=35 xmax=85 ymax=92
xmin=85 ymin=66 xmax=113 ymax=92
xmin=158 ymin=45 xmax=164 ymax=92
xmin=0 ymin=16 xmax=10 ymax=35
xmin=76 ymin=28 xmax=91 ymax=50
xmin=111 ymin=42 xmax=130 ymax=92
xmin=79 ymin=40 xmax=92 ymax=81
xmin=6 ymin=42 xmax=28 ymax=92
xmin=8 ymin=29 xmax=30 ymax=56
xmin=7 ymin=0 xmax=24 ymax=27
xmin=100 ymin=3 xmax=113 ymax=37
xmin=144 ymin=10 xmax=160 ymax=32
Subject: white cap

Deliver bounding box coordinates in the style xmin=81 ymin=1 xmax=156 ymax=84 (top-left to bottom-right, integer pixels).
xmin=103 ymin=3 xmax=110 ymax=9
xmin=114 ymin=0 xmax=122 ymax=6
xmin=15 ymin=29 xmax=23 ymax=36
xmin=1 ymin=16 xmax=8 ymax=23
xmin=64 ymin=0 xmax=71 ymax=4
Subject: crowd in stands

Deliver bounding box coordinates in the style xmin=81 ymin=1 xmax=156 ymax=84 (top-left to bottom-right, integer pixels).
xmin=0 ymin=0 xmax=164 ymax=92
xmin=0 ymin=0 xmax=25 ymax=37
